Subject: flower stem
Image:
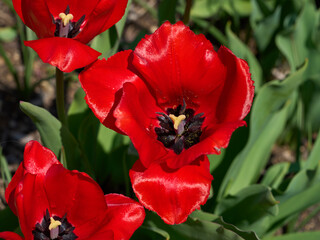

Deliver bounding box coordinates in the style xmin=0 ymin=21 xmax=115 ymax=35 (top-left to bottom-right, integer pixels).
xmin=183 ymin=0 xmax=192 ymax=25
xmin=55 ymin=68 xmax=67 ymax=125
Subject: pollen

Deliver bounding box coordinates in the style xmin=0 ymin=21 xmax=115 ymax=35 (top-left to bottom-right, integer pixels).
xmin=59 ymin=13 xmax=74 ymax=26
xmin=49 ymin=217 xmax=62 ymax=230
xmin=169 ymin=114 xmax=186 ymax=130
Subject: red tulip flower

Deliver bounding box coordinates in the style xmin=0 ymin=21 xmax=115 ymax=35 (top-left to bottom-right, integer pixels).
xmin=79 ymin=21 xmax=254 ymax=224
xmin=0 ymin=141 xmax=145 ymax=240
xmin=13 ymin=0 xmax=128 ymax=72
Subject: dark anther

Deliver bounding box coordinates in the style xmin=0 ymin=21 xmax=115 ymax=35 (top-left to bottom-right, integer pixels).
xmin=65 ymin=5 xmax=70 ymax=14
xmin=155 ymin=102 xmax=205 ymax=154
xmin=32 ymin=209 xmax=78 ymax=240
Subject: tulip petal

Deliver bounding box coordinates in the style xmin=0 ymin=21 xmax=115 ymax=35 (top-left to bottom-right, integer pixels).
xmin=45 ymin=0 xmax=100 ymax=21
xmin=75 ymin=0 xmax=128 ymax=43
xmin=0 ymin=232 xmax=24 ymax=240
xmin=20 ymin=0 xmax=55 ymax=38
xmin=24 ymin=38 xmax=101 ymax=72
xmin=216 ymin=46 xmax=254 ymax=123
xmin=103 ymin=194 xmax=145 ymax=240
xmin=114 ymin=81 xmax=168 ymax=167
xmin=132 ymin=21 xmax=226 ymax=107
xmin=130 ymin=156 xmax=212 ymax=224
xmin=166 ymin=121 xmax=246 ymax=169
xmin=44 ymin=165 xmax=108 ymax=228
xmin=79 ymin=50 xmax=138 ymax=133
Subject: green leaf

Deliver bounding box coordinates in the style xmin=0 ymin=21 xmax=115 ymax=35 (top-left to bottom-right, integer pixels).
xmin=144 ymin=212 xmax=260 ymax=240
xmin=0 ymin=27 xmax=17 ymax=42
xmin=226 ymin=22 xmax=263 ymax=91
xmin=215 ymin=185 xmax=278 ymax=235
xmin=218 ymin=61 xmax=308 ymax=199
xmin=261 ymin=162 xmax=290 ymax=189
xmin=20 ymin=101 xmax=62 ymax=156
xmin=250 ymin=0 xmax=281 ymax=51
xmin=265 ymin=166 xmax=320 ymax=234
xmin=20 ymin=101 xmax=87 ymax=173
xmin=276 ymin=3 xmax=320 ymax=79
xmin=265 ymin=232 xmax=320 ymax=240
xmin=0 ymin=207 xmax=19 ymax=232
xmin=158 ymin=0 xmax=177 ymax=24
xmin=304 ymin=129 xmax=320 ymax=170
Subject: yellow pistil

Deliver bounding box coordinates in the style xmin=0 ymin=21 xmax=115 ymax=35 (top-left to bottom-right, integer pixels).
xmin=49 ymin=217 xmax=61 ymax=230
xmin=59 ymin=13 xmax=74 ymax=26
xmin=169 ymin=114 xmax=186 ymax=130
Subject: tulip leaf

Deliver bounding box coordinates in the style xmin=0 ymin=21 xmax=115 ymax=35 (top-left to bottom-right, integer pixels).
xmin=304 ymin=129 xmax=320 ymax=170
xmin=0 ymin=27 xmax=17 ymax=42
xmin=226 ymin=22 xmax=263 ymax=91
xmin=215 ymin=185 xmax=278 ymax=236
xmin=261 ymin=162 xmax=290 ymax=189
xmin=265 ymin=232 xmax=320 ymax=240
xmin=264 ymin=165 xmax=320 ymax=235
xmin=276 ymin=2 xmax=320 ymax=80
xmin=218 ymin=61 xmax=308 ymax=199
xmin=20 ymin=101 xmax=87 ymax=173
xmin=0 ymin=207 xmax=19 ymax=232
xmin=20 ymin=101 xmax=62 ymax=156
xmin=144 ymin=212 xmax=260 ymax=240
xmin=158 ymin=0 xmax=177 ymax=24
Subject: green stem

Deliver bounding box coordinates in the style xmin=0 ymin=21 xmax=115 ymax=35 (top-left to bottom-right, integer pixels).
xmin=183 ymin=0 xmax=192 ymax=25
xmin=55 ymin=68 xmax=67 ymax=125
xmin=0 ymin=43 xmax=21 ymax=91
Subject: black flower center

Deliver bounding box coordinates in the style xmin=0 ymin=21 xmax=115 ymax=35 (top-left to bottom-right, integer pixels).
xmin=53 ymin=6 xmax=85 ymax=38
xmin=32 ymin=209 xmax=78 ymax=240
xmin=155 ymin=101 xmax=205 ymax=154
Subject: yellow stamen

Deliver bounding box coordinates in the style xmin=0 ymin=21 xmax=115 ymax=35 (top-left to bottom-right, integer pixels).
xmin=59 ymin=13 xmax=74 ymax=26
xmin=49 ymin=217 xmax=61 ymax=230
xmin=169 ymin=114 xmax=186 ymax=130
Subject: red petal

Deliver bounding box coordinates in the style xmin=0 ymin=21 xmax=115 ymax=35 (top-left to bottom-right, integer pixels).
xmin=132 ymin=21 xmax=226 ymax=107
xmin=75 ymin=0 xmax=128 ymax=43
xmin=0 ymin=232 xmax=24 ymax=240
xmin=103 ymin=194 xmax=145 ymax=240
xmin=114 ymin=81 xmax=168 ymax=167
xmin=23 ymin=141 xmax=60 ymax=175
xmin=44 ymin=165 xmax=108 ymax=230
xmin=79 ymin=50 xmax=138 ymax=133
xmin=216 ymin=46 xmax=254 ymax=123
xmin=20 ymin=0 xmax=55 ymax=38
xmin=24 ymin=38 xmax=101 ymax=72
xmin=45 ymin=0 xmax=100 ymax=21
xmin=15 ymin=174 xmax=50 ymax=240
xmin=166 ymin=121 xmax=246 ymax=169
xmin=12 ymin=0 xmax=24 ymax=23
xmin=130 ymin=156 xmax=213 ymax=224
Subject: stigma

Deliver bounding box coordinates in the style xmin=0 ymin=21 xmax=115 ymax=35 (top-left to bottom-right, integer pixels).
xmin=49 ymin=217 xmax=61 ymax=230
xmin=59 ymin=13 xmax=74 ymax=26
xmin=169 ymin=114 xmax=186 ymax=130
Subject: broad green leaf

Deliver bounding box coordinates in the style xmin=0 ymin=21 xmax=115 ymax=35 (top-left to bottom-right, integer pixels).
xmin=261 ymin=162 xmax=290 ymax=189
xmin=276 ymin=3 xmax=320 ymax=79
xmin=218 ymin=62 xmax=308 ymax=199
xmin=304 ymin=129 xmax=320 ymax=170
xmin=226 ymin=22 xmax=263 ymax=91
xmin=158 ymin=0 xmax=177 ymax=24
xmin=264 ymin=231 xmax=320 ymax=240
xmin=250 ymin=0 xmax=281 ymax=51
xmin=67 ymin=87 xmax=90 ymax=137
xmin=265 ymin=166 xmax=320 ymax=234
xmin=144 ymin=212 xmax=260 ymax=240
xmin=131 ymin=226 xmax=169 ymax=240
xmin=215 ymin=185 xmax=278 ymax=235
xmin=20 ymin=102 xmax=86 ymax=173
xmin=190 ymin=0 xmax=252 ymax=19
xmin=20 ymin=101 xmax=61 ymax=156
xmin=0 ymin=27 xmax=17 ymax=42
xmin=0 ymin=207 xmax=19 ymax=232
